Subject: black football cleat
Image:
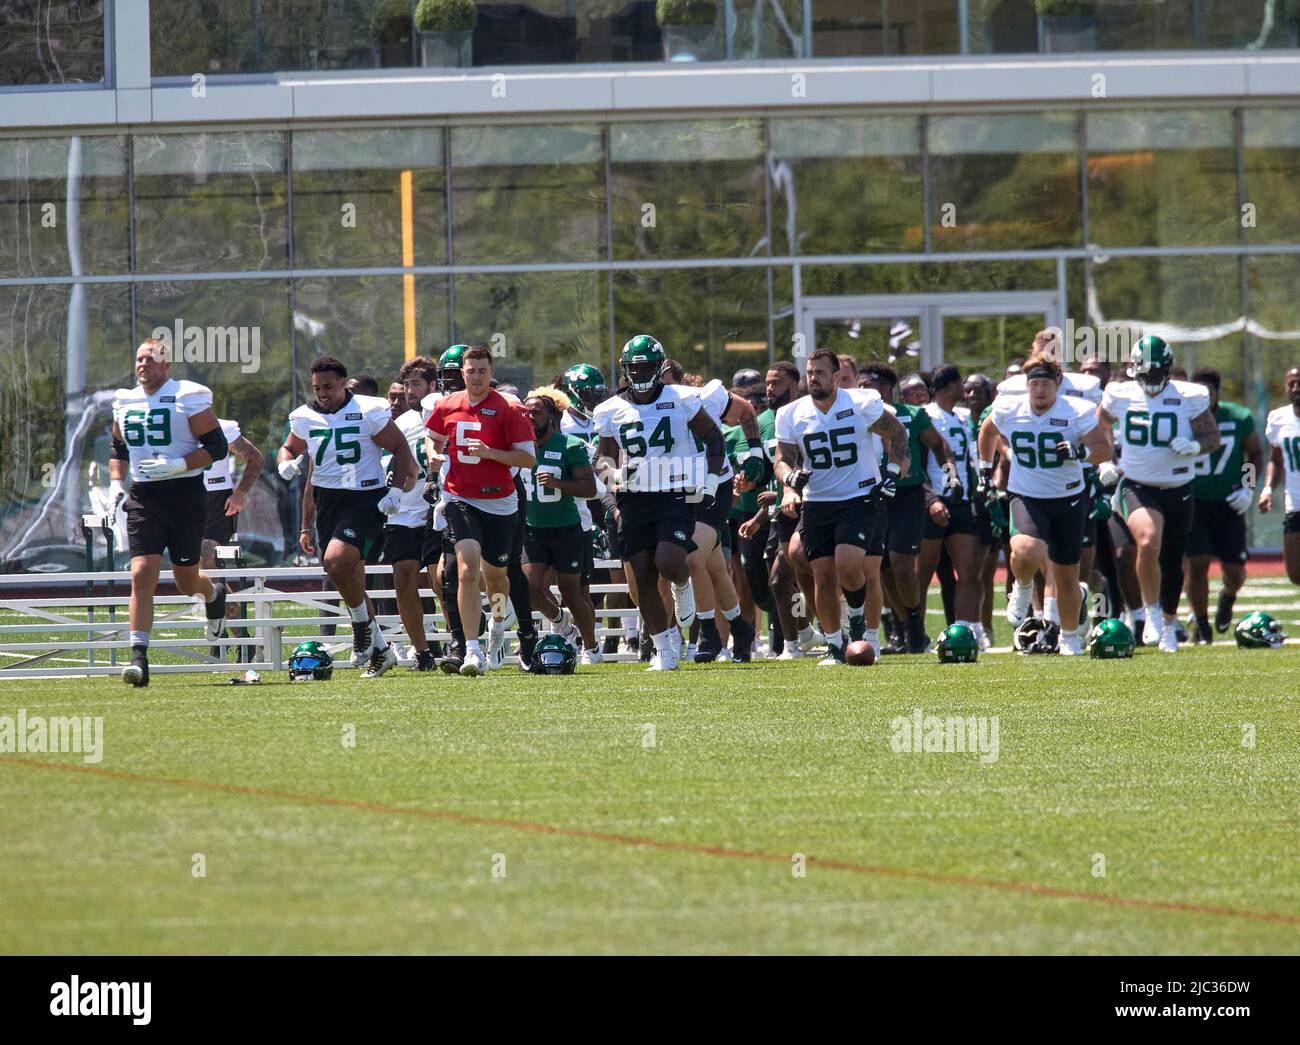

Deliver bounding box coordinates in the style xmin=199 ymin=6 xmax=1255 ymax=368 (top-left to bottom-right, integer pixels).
xmin=204 ymin=582 xmax=228 ymax=642
xmin=1215 ymin=590 xmax=1236 ymax=634
xmin=121 ymin=645 xmax=149 ymax=688
xmin=1194 ymin=618 xmax=1213 ymax=645
xmin=729 ymin=614 xmax=757 ymax=663
xmin=694 ymin=618 xmax=722 ymax=663
xmin=411 ymin=648 xmax=437 ymax=671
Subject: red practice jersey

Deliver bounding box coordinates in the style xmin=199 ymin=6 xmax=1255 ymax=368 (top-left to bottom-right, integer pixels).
xmin=425 ymin=388 xmax=533 ymax=500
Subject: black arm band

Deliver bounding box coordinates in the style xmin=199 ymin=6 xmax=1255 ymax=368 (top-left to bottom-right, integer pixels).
xmin=198 ymin=426 xmax=229 ymax=462
xmin=110 ymin=436 xmax=129 ymax=462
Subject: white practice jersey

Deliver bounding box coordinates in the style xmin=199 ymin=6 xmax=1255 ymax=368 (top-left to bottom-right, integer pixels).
xmin=926 ymin=403 xmax=972 ymax=500
xmin=998 ymin=370 xmax=1103 ymax=405
xmin=1102 ymin=379 xmax=1211 ymax=488
xmin=561 ymin=409 xmax=599 ymax=530
xmin=682 ymin=379 xmax=734 ymax=482
xmin=289 ymin=392 xmax=391 ymax=492
xmin=380 ymin=409 xmax=431 ymax=528
xmin=202 ymin=418 xmax=243 ymax=492
xmin=112 ymin=377 xmax=213 ymax=484
xmin=1265 ymin=405 xmax=1300 ymax=513
xmin=775 ymin=387 xmax=885 ymax=503
xmin=991 ymin=393 xmax=1098 ymax=500
xmin=593 ymin=384 xmax=704 ymax=493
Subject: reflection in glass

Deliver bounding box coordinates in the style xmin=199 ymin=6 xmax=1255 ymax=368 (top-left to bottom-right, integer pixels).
xmin=0 ymin=0 xmax=105 ymax=85
xmin=293 ymin=127 xmax=446 ymax=269
xmin=133 ymin=132 xmax=289 ymax=273
xmin=450 ymin=125 xmax=604 ymax=265
xmin=1243 ymin=110 xmax=1300 ymax=247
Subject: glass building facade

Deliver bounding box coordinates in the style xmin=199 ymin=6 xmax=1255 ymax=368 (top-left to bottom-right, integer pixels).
xmin=2 ymin=1 xmax=1299 ymax=568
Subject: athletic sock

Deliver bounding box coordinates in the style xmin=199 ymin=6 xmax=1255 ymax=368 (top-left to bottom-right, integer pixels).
xmin=130 ymin=630 xmax=149 ymax=649
xmin=721 ymin=604 xmax=741 ymax=622
xmin=622 ymin=615 xmax=639 ymax=639
xmin=865 ymin=627 xmax=879 ymax=648
xmin=507 ymin=562 xmax=536 ymax=639
xmin=905 ymin=604 xmax=922 ymax=623
xmin=466 ymin=638 xmax=481 ymax=655
xmin=826 ymin=630 xmax=845 ymax=650
xmin=843 ymin=585 xmax=866 ymax=615
xmin=1043 ymin=597 xmax=1059 ymax=625
xmin=1144 ymin=603 xmax=1162 ymax=628
xmin=203 ymin=584 xmax=220 ymax=604
xmin=347 ymin=602 xmax=368 ymax=624
xmin=652 ymin=630 xmax=672 ymax=655
xmin=371 ymin=623 xmax=389 ymax=651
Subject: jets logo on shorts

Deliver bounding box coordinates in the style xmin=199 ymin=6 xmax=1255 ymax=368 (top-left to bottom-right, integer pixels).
xmin=496 ymin=554 xmax=508 ymax=563
xmin=857 ymin=532 xmax=865 ymax=540
xmin=343 ymin=528 xmax=356 ymax=539
xmin=674 ymin=530 xmax=687 ymax=540
xmin=570 ymin=560 xmax=579 ymax=568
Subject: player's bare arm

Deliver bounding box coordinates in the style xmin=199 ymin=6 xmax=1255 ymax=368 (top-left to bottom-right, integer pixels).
xmin=537 ymin=461 xmax=597 ymax=500
xmin=1258 ymin=444 xmax=1283 ymax=513
xmin=1096 ymin=403 xmax=1117 ymax=428
xmin=688 ymin=410 xmax=725 ymax=475
xmin=1079 ymin=422 xmax=1113 ymax=465
xmin=870 ymin=409 xmax=910 ymax=475
xmin=1244 ymin=428 xmax=1265 ymax=486
xmin=279 ymin=431 xmax=308 ymax=465
xmin=776 ymin=440 xmax=804 ymax=517
xmin=463 ymin=437 xmax=534 ymax=471
xmin=1189 ymin=408 xmax=1223 ymax=454
xmin=299 ymin=458 xmax=316 ymax=555
xmin=920 ymin=423 xmax=949 ymax=468
xmin=372 ymin=420 xmax=419 ymax=491
xmin=224 ymin=435 xmax=264 ymax=516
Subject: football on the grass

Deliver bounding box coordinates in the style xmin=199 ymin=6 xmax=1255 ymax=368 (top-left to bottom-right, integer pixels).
xmin=845 ymin=640 xmax=876 ymax=666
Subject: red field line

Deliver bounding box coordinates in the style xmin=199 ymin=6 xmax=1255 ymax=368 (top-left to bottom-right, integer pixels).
xmin=7 ymin=755 xmax=1300 ymax=928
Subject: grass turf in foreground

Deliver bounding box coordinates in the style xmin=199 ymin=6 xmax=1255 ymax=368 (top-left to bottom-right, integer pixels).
xmin=1 ymin=645 xmax=1298 ymax=954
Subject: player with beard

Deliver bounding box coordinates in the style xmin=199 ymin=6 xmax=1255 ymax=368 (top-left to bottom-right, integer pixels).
xmin=594 ymin=335 xmax=726 ymax=671
xmin=776 ymin=350 xmax=910 ymax=665
xmin=1260 ymin=367 xmax=1300 ymax=589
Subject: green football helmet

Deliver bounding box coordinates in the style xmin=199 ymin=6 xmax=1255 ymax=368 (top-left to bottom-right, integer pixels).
xmin=528 ymin=633 xmax=578 ymax=675
xmin=560 ymin=363 xmax=608 ymax=418
xmin=1087 ymin=618 xmax=1134 ymax=659
xmin=438 ymin=344 xmax=469 ymax=393
xmin=289 ymin=640 xmax=334 ymax=681
xmin=1234 ymin=611 xmax=1286 ymax=649
xmin=1129 ymin=335 xmax=1175 ymax=396
xmin=621 ymin=335 xmax=667 ymax=395
xmin=936 ymin=623 xmax=979 ymax=663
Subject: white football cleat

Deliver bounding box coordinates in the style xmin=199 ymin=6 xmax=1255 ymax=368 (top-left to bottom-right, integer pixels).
xmin=667 ymin=627 xmax=682 ymax=661
xmin=459 ymin=650 xmax=485 ymax=677
xmin=716 ymin=648 xmax=733 ymax=663
xmin=488 ymin=618 xmax=507 ymax=670
xmin=777 ymin=646 xmax=803 ymax=660
xmin=683 ymin=641 xmax=696 ymax=661
xmin=1059 ymin=630 xmax=1084 ymax=656
xmin=673 ymin=580 xmax=696 ymax=630
xmin=361 ymin=644 xmax=398 ymax=678
xmin=1143 ymin=615 xmax=1163 ymax=647
xmin=647 ymin=648 xmax=679 ymax=671
xmin=578 ymin=646 xmax=602 ymax=666
xmin=1077 ymin=583 xmax=1091 ymax=628
xmin=1006 ymin=581 xmax=1033 ymax=627
xmin=798 ymin=626 xmax=818 ymax=653
xmin=1158 ymin=624 xmax=1178 ymax=653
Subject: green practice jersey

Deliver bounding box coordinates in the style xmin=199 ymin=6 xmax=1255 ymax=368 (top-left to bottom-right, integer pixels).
xmin=521 ymin=431 xmax=589 ymax=528
xmin=1193 ymin=401 xmax=1255 ymax=502
xmin=894 ymin=402 xmax=933 ymax=487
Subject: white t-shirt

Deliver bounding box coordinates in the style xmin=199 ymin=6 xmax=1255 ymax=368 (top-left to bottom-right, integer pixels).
xmin=1265 ymin=405 xmax=1300 ymax=514
xmin=775 ymin=387 xmax=886 ymax=502
xmin=202 ymin=418 xmax=243 ymax=492
xmin=681 ymin=379 xmax=734 ymax=482
xmin=380 ymin=409 xmax=431 ymax=528
xmin=112 ymin=377 xmax=213 ymax=483
xmin=1102 ymin=379 xmax=1211 ymax=488
xmin=926 ymin=402 xmax=972 ymax=500
xmin=289 ymin=392 xmax=392 ymax=492
xmin=991 ymin=392 xmax=1098 ymax=500
xmin=593 ymin=385 xmax=705 ymax=494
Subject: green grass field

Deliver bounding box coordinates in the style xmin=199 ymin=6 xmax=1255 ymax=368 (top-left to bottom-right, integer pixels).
xmin=3 ymin=626 xmax=1299 ymax=955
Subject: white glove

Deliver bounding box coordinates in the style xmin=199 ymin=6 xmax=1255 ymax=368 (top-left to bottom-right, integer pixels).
xmin=278 ymin=456 xmax=302 ymax=481
xmin=1170 ymin=436 xmax=1202 ymax=457
xmin=1096 ymin=460 xmax=1121 ymax=488
xmin=377 ymin=488 xmax=403 ymax=516
xmin=108 ymin=479 xmax=127 ymax=515
xmin=138 ymin=456 xmax=186 ymax=480
xmin=1226 ymin=486 xmax=1254 ymax=516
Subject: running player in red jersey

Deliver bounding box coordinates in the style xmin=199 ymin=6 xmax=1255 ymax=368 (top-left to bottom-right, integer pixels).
xmin=425 ymin=346 xmax=536 ymax=676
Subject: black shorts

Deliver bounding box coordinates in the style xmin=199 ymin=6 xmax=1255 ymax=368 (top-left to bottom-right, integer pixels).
xmin=1082 ymin=514 xmax=1097 ymax=550
xmin=420 ymin=507 xmax=443 ymax=568
xmin=765 ymin=507 xmax=799 ymax=561
xmin=616 ymin=492 xmax=697 ymax=560
xmin=1009 ymin=493 xmax=1086 ymax=566
xmin=722 ymin=516 xmax=739 ymax=554
xmin=693 ymin=476 xmax=735 ymax=542
xmin=1187 ymin=498 xmax=1249 ymax=564
xmin=923 ymin=496 xmax=980 ymax=541
xmin=525 ymin=523 xmax=587 ymax=573
xmin=799 ymin=496 xmax=886 ymax=562
xmin=203 ymin=489 xmax=237 ymax=544
xmin=444 ymin=499 xmax=518 ymax=568
xmin=381 ymin=523 xmax=425 ymax=565
xmin=1107 ymin=509 xmax=1135 ymax=551
xmin=740 ymin=518 xmax=770 ymax=576
xmin=1287 ymin=511 xmax=1300 ymax=535
xmin=887 ymin=482 xmax=926 ymax=556
xmin=969 ymin=495 xmax=997 ymax=546
xmin=314 ymin=485 xmax=385 ymax=556
xmin=124 ymin=475 xmax=206 ymax=566
xmin=1117 ymin=479 xmax=1195 ymax=539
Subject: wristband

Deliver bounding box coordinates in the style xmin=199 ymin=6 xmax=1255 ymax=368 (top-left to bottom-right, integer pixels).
xmin=886 ymin=462 xmax=902 ymax=478
xmin=978 ymin=460 xmax=993 ymax=472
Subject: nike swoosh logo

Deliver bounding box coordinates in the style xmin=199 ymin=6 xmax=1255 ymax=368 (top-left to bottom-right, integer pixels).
xmin=1069 ymin=500 xmax=1079 ymax=507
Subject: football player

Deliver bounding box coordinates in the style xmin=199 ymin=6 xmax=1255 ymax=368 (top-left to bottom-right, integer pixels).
xmin=775 ymin=349 xmax=909 ymax=665
xmin=424 ymin=346 xmax=536 ymax=677
xmin=1183 ymin=368 xmax=1263 ymax=643
xmin=594 ymin=335 xmax=726 ymax=671
xmin=110 ymin=339 xmax=231 ymax=687
xmin=978 ymin=353 xmax=1112 ymax=654
xmin=1096 ymin=336 xmax=1221 ymax=652
xmin=1259 ymin=366 xmax=1300 ymax=587
xmin=278 ymin=356 xmax=418 ymax=678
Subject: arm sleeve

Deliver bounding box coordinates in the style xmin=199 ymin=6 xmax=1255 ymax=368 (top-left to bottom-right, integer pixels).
xmin=859 ymin=393 xmax=885 ymax=428
xmin=1073 ymin=401 xmax=1100 ymax=439
xmin=774 ymin=405 xmax=792 ymax=444
xmin=1239 ymin=409 xmax=1256 ymax=440
xmin=679 ymin=391 xmax=702 ymax=422
xmin=365 ymin=402 xmax=391 ymax=437
xmin=912 ymin=407 xmax=933 ymax=434
xmin=1265 ymin=414 xmax=1281 ymax=447
xmin=424 ymin=402 xmax=446 ymax=437
xmin=179 ymin=384 xmax=214 ymax=415
xmin=1100 ymin=385 xmax=1119 ymax=416
xmin=564 ymin=438 xmax=590 ymax=471
xmin=988 ymin=401 xmax=1010 ymax=435
xmin=288 ymin=408 xmax=311 ymax=441
xmin=507 ymin=406 xmax=534 ymax=445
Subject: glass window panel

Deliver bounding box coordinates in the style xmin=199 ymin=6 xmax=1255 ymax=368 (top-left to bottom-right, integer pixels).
xmin=293 ymin=274 xmax=451 ymax=390
xmin=133 ymin=132 xmax=289 ymax=274
xmin=450 ymin=124 xmax=604 ymax=265
xmin=0 ymin=0 xmax=105 ymax=85
xmin=769 ymin=115 xmax=923 ymax=255
xmin=803 ymin=259 xmax=1058 ymax=298
xmin=0 ymin=281 xmax=131 ymax=572
xmin=1242 ymin=109 xmax=1300 ymax=246
xmin=613 ymin=267 xmax=769 ymax=381
xmin=1085 ymin=255 xmax=1241 ymax=339
xmin=811 ymin=0 xmax=958 ymax=57
xmin=134 ymin=278 xmax=295 ymax=563
xmin=814 ymin=314 xmax=924 ymax=381
xmin=452 ymin=271 xmax=605 ymax=392
xmin=0 ymin=135 xmax=129 ymax=278
xmin=942 ymin=312 xmax=1049 ymax=379
xmin=292 ymin=127 xmax=446 ymax=268
xmin=928 ymin=112 xmax=1081 ymax=250
xmin=1086 ymin=110 xmax=1238 ymax=247
xmin=610 ymin=120 xmax=766 ymax=260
